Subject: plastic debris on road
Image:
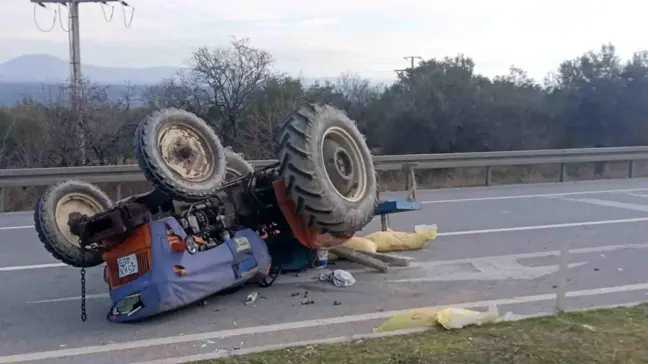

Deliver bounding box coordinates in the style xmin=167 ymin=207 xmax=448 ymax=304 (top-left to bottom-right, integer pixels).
xmin=317 ymin=269 xmax=356 ymax=287
xmin=364 ymin=224 xmax=438 ymax=252
xmin=435 ymin=307 xmax=499 ymax=329
xmin=245 ymin=292 xmax=258 ymax=305
xmin=341 ymin=236 xmax=378 ymax=253
xmin=375 ymin=306 xmax=500 ymax=332
xmin=374 ymin=308 xmax=440 ymax=332
xmin=342 ymin=224 xmax=438 ymax=254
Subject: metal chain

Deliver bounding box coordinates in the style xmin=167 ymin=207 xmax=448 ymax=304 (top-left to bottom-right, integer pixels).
xmin=80 ymin=240 xmax=87 ymax=322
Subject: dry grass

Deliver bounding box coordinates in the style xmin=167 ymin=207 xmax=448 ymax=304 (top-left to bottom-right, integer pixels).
xmin=194 ymin=303 xmax=648 ymax=364
xmin=3 ymin=160 xmax=648 ymax=212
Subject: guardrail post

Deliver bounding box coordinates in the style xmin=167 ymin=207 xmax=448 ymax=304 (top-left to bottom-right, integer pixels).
xmin=559 ymin=164 xmax=567 ymax=182
xmin=402 ymin=163 xmax=418 ymax=202
xmin=628 ymin=160 xmax=635 ymax=178
xmin=485 ymin=166 xmax=492 ymax=186
xmin=555 ymin=240 xmax=570 ymax=314
xmin=116 ymin=183 xmax=122 ymax=201
xmin=0 ymin=187 xmax=4 ymax=213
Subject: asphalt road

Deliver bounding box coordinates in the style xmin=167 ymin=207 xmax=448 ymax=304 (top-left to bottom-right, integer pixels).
xmin=3 ymin=178 xmax=648 ymax=363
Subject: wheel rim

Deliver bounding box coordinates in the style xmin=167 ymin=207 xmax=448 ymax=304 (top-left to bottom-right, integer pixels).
xmin=54 ymin=193 xmax=105 ymax=248
xmin=157 ymin=124 xmax=215 ymax=183
xmin=320 ymin=126 xmax=368 ymax=203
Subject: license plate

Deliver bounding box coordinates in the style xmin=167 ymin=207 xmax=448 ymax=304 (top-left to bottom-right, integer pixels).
xmin=117 ymin=254 xmax=139 ymax=278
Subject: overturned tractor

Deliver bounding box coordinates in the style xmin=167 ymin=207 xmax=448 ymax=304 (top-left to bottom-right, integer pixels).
xmin=33 ymin=104 xmax=378 ymax=322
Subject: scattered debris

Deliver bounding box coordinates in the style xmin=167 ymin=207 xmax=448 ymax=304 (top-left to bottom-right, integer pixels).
xmin=291 ymin=292 xmax=301 ymax=297
xmin=317 ymin=269 xmax=356 ymax=287
xmin=301 ymin=299 xmax=315 ymax=305
xmin=436 ymin=307 xmax=499 ymax=330
xmin=334 ymin=301 xmax=342 ymax=306
xmin=582 ymin=324 xmax=597 ymax=332
xmin=376 ymin=306 xmax=500 ymax=332
xmin=315 ymin=248 xmax=329 ymax=268
xmin=245 ymin=292 xmax=258 ymax=305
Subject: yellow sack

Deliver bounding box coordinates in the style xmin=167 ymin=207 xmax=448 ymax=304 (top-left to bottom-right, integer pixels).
xmin=435 ymin=307 xmax=499 ymax=330
xmin=340 ymin=236 xmax=378 ymax=253
xmin=363 ymin=224 xmax=438 ymax=252
xmin=374 ymin=308 xmax=440 ymax=332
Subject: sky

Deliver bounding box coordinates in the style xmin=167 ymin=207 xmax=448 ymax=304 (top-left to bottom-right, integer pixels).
xmin=1 ymin=0 xmax=646 ymax=83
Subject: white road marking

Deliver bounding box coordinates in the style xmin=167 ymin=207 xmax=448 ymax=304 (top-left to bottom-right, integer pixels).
xmin=29 ymin=242 xmax=648 ymax=304
xmin=132 ymin=301 xmax=646 ymax=364
xmin=0 ymin=225 xmax=34 ymax=231
xmin=436 ymin=217 xmax=648 ymax=236
xmin=6 ymin=219 xmax=648 ymax=273
xmin=626 ymin=192 xmax=648 ymax=198
xmin=27 ymin=293 xmax=108 ymax=304
xmin=0 ymin=263 xmax=66 ymax=272
xmin=419 ymin=187 xmax=648 ymax=204
xmin=2 ymin=186 xmax=648 ymax=233
xmin=4 ymin=281 xmax=648 ymax=363
xmin=412 ymin=242 xmax=648 ymax=266
xmin=388 ymin=261 xmax=587 ymax=283
xmin=133 ymin=328 xmax=433 ymax=364
xmin=560 ymin=197 xmax=648 ymax=212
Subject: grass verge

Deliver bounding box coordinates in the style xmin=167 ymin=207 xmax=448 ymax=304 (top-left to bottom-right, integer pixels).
xmin=192 ymin=303 xmax=648 ymax=364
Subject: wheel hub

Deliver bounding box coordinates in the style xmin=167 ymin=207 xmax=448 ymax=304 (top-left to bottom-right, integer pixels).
xmin=320 ymin=126 xmax=368 ymax=203
xmin=157 ymin=124 xmax=214 ymax=183
xmin=55 ymin=193 xmax=104 ymax=248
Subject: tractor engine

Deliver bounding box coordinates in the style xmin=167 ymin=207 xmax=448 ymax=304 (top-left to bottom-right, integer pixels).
xmin=176 ymin=193 xmax=237 ymax=254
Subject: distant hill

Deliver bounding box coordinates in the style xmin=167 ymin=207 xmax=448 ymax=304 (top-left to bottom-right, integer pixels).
xmin=0 ymin=82 xmax=149 ymax=106
xmin=0 ymin=54 xmax=179 ymax=85
xmin=0 ymin=54 xmax=393 ymax=106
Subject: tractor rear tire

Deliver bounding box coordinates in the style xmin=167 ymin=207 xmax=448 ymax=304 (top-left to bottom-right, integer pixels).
xmin=133 ymin=108 xmax=227 ymax=202
xmin=33 ymin=180 xmax=112 ymax=268
xmin=276 ymin=104 xmax=377 ymax=236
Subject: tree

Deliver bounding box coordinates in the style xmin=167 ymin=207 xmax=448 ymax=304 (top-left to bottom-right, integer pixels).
xmin=3 ymin=40 xmax=648 ymax=174
xmin=188 ymin=37 xmax=274 ymax=146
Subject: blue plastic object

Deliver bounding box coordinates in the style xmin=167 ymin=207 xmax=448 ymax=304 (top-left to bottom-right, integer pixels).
xmin=375 ymin=199 xmax=421 ymax=215
xmin=374 ymin=198 xmax=422 ymax=231
xmin=106 ymin=217 xmax=271 ymax=323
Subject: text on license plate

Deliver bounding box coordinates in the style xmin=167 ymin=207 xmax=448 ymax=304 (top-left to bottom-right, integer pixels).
xmin=117 ymin=254 xmax=139 ymax=278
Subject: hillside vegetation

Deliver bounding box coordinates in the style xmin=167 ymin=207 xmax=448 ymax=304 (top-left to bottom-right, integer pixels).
xmin=2 ymin=39 xmax=648 ymax=211
xmin=2 ymin=39 xmax=647 ymax=168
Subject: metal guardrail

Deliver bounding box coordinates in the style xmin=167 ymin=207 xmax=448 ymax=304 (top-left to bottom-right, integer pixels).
xmin=1 ymin=146 xmax=648 ymax=211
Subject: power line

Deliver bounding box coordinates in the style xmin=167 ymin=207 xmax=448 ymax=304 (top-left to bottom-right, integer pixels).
xmin=29 ymin=0 xmax=135 ymax=164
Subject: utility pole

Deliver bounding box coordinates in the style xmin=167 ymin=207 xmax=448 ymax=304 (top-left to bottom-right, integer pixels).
xmin=403 ymin=56 xmax=422 ymax=71
xmin=394 ymin=56 xmax=422 ymax=78
xmin=30 ymin=0 xmax=132 ymax=164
